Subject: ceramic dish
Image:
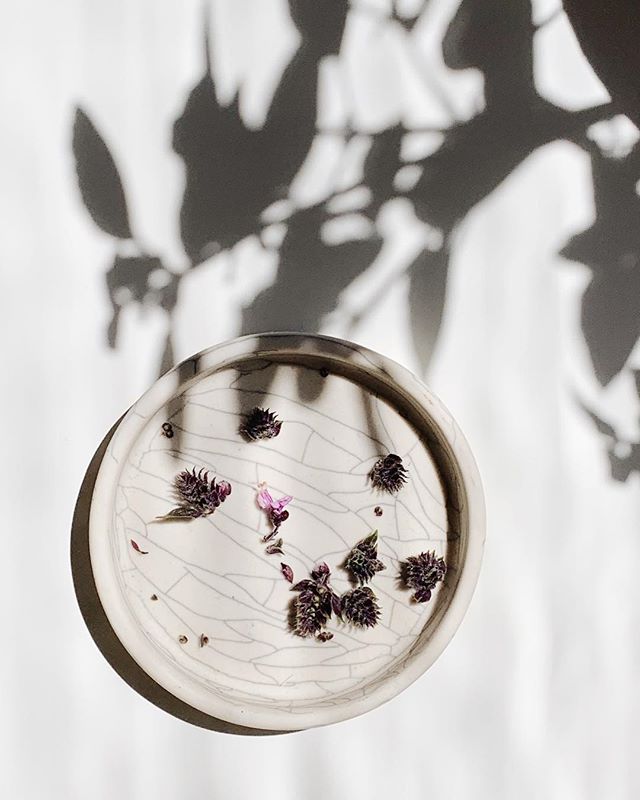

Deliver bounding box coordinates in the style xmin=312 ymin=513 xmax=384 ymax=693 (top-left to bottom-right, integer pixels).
xmin=88 ymin=333 xmax=485 ymax=730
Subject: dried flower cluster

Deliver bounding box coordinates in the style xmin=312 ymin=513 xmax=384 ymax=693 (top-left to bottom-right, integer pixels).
xmin=369 ymin=453 xmax=408 ymax=494
xmin=344 ymin=531 xmax=385 ymax=585
xmin=291 ymin=563 xmax=342 ymax=641
xmin=400 ymin=550 xmax=447 ymax=603
xmin=290 ymin=560 xmax=385 ymax=640
xmin=341 ymin=587 xmax=381 ymax=628
xmin=159 ymin=468 xmax=232 ymax=520
xmin=148 ymin=403 xmax=439 ymax=651
xmin=240 ymin=407 xmax=283 ymax=441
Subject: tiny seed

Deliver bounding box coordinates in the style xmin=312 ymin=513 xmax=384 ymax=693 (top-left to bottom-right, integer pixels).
xmin=319 ymin=367 xmax=329 ymax=378
xmin=178 ymin=635 xmax=188 ymax=644
xmin=374 ymin=506 xmax=383 ymax=517
xmin=199 ymin=634 xmax=209 ymax=647
xmin=150 ymin=594 xmax=158 ymax=601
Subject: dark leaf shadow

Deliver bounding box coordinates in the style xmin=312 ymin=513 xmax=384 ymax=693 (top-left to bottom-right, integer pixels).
xmin=173 ymin=3 xmax=347 ymax=265
xmin=241 ymin=203 xmax=382 ymax=337
xmin=561 ymin=145 xmax=640 ymax=386
xmin=72 ymin=107 xmax=133 ymax=240
xmin=408 ymin=246 xmax=450 ymax=375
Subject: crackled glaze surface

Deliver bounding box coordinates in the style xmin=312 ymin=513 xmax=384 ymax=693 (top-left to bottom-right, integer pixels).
xmin=90 ymin=335 xmax=484 ymax=730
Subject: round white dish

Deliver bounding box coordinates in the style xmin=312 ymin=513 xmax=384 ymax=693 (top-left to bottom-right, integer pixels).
xmin=89 ymin=333 xmax=485 ymax=731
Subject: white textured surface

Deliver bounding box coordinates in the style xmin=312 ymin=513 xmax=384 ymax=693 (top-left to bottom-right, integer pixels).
xmin=118 ymin=365 xmax=446 ymax=702
xmin=2 ymin=0 xmax=640 ymax=798
xmin=92 ymin=338 xmax=482 ymax=729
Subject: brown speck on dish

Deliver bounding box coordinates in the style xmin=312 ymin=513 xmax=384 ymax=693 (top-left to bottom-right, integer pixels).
xmin=150 ymin=594 xmax=158 ymax=601
xmin=162 ymin=422 xmax=174 ymax=439
xmin=374 ymin=506 xmax=383 ymax=517
xmin=199 ymin=634 xmax=209 ymax=647
xmin=178 ymin=635 xmax=188 ymax=644
xmin=319 ymin=367 xmax=329 ymax=378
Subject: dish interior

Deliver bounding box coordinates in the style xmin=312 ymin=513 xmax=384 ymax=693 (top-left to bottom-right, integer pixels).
xmin=109 ymin=355 xmax=463 ymax=715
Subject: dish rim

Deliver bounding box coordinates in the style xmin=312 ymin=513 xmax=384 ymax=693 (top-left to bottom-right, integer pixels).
xmin=88 ymin=332 xmax=485 ymax=731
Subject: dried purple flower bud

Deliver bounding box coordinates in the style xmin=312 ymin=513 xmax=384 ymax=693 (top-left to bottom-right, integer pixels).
xmin=240 ymin=407 xmax=283 ymax=441
xmin=316 ymin=631 xmax=333 ymax=642
xmin=369 ymin=453 xmax=408 ymax=494
xmin=344 ymin=531 xmax=385 ymax=585
xmin=310 ymin=562 xmax=331 ymax=584
xmin=257 ymin=484 xmax=292 ymax=534
xmin=291 ymin=563 xmax=341 ymax=638
xmin=281 ymin=563 xmax=294 ymax=583
xmin=271 ymin=509 xmax=289 ymax=527
xmin=265 ymin=538 xmax=284 ymax=555
xmin=158 ymin=468 xmax=232 ymax=519
xmin=341 ymin=586 xmax=381 ymax=628
xmin=400 ymin=550 xmax=446 ymax=603
xmin=374 ymin=506 xmax=383 ymax=517
xmin=293 ymin=588 xmax=329 ymax=638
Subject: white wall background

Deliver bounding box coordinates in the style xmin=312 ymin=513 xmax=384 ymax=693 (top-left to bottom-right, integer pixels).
xmin=1 ymin=1 xmax=639 ymax=798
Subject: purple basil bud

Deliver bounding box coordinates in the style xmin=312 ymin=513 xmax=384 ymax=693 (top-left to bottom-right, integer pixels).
xmin=345 ymin=530 xmax=385 ymax=585
xmin=341 ymin=586 xmax=381 ymax=628
xmin=291 ymin=563 xmax=340 ymax=637
xmin=281 ymin=563 xmax=294 ymax=583
xmin=293 ymin=589 xmax=328 ymax=638
xmin=311 ymin=562 xmax=331 ymax=584
xmin=159 ymin=468 xmax=232 ymax=519
xmin=400 ymin=550 xmax=446 ymax=603
xmin=240 ymin=407 xmax=283 ymax=441
xmin=316 ymin=631 xmax=334 ymax=642
xmin=369 ymin=453 xmax=408 ymax=494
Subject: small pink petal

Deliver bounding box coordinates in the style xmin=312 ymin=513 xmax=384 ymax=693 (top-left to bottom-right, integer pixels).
xmin=272 ymin=495 xmax=293 ymax=513
xmin=130 ymin=539 xmax=149 ymax=555
xmin=257 ymin=487 xmax=274 ymax=509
